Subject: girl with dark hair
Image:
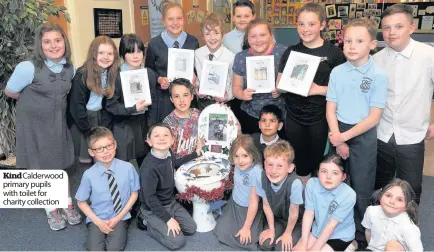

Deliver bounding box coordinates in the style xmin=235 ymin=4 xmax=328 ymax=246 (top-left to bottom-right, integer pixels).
xmin=361 ymin=178 xmax=423 ymax=251
xmin=105 ymin=34 xmax=157 ymax=167
xmin=69 ymin=36 xmax=119 ymax=164
xmin=5 ymin=23 xmax=82 ymax=231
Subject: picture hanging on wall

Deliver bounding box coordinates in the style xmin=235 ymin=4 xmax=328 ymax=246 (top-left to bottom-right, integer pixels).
xmin=93 ymin=8 xmax=123 ymax=38
xmin=326 ymin=4 xmax=337 ymax=18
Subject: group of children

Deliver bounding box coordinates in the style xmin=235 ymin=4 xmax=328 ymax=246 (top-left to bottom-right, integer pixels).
xmin=5 ymin=0 xmax=432 ymax=250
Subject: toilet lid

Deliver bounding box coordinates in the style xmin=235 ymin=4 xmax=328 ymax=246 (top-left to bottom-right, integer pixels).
xmin=198 ymin=103 xmax=239 ymax=159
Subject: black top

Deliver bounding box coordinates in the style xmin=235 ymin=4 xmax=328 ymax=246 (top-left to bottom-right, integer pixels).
xmin=68 ymin=67 xmax=112 ymax=134
xmin=105 ymin=68 xmax=158 ymax=123
xmin=278 ymin=41 xmax=345 ymax=125
xmin=139 ymin=150 xmax=197 ymax=222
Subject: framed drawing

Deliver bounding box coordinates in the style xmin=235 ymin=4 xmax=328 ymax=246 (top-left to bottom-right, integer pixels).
xmin=93 ymin=8 xmax=123 ymax=38
xmin=167 ymin=48 xmax=195 ymax=82
xmin=199 ymin=60 xmax=229 ymax=98
xmin=277 ymin=51 xmax=321 ymax=97
xmin=246 ymin=55 xmax=275 ymax=93
xmin=120 ymin=69 xmax=152 ymax=108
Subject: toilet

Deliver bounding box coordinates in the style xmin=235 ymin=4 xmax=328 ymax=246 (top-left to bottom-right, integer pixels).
xmin=174 ymin=103 xmax=239 ymax=232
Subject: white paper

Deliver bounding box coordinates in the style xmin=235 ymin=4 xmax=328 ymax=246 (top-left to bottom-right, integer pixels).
xmin=167 ymin=48 xmax=195 ymax=82
xmin=120 ymin=69 xmax=152 ymax=108
xmin=199 ymin=60 xmax=229 ymax=98
xmin=277 ymin=51 xmax=321 ymax=97
xmin=421 ymin=16 xmax=434 ymax=30
xmin=246 ymin=55 xmax=276 ymax=93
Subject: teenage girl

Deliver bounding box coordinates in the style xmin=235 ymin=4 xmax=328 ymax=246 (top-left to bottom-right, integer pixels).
xmin=361 ymin=179 xmax=423 ymax=251
xmin=232 ymin=19 xmax=286 ymax=135
xmin=69 ymin=36 xmax=119 ymax=163
xmin=105 ymin=34 xmax=157 ymax=167
xmin=275 ymin=3 xmax=346 ymax=185
xmin=294 ymin=154 xmax=356 ymax=252
xmin=214 ymin=134 xmax=264 ymax=250
xmin=145 ymin=2 xmax=199 ymax=122
xmin=5 ymin=23 xmax=81 ymax=231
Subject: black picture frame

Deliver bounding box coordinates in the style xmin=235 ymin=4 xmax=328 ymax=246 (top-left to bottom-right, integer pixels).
xmin=93 ymin=8 xmax=123 ymax=38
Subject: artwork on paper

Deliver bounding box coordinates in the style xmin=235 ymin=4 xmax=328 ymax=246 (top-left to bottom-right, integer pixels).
xmin=167 ymin=48 xmax=195 ymax=82
xmin=199 ymin=60 xmax=229 ymax=98
xmin=246 ymin=55 xmax=276 ymax=93
xmin=120 ymin=69 xmax=152 ymax=108
xmin=208 ymin=114 xmax=228 ymax=142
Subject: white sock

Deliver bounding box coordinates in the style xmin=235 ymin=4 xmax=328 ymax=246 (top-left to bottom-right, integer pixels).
xmin=68 ymin=197 xmax=72 ymax=207
xmin=45 ymin=208 xmax=56 ymax=215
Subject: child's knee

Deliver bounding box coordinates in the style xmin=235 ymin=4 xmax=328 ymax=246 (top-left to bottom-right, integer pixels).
xmin=166 ymin=234 xmax=187 ymax=250
xmin=182 ymin=220 xmax=197 ymax=236
xmin=385 ymin=240 xmax=404 ymax=251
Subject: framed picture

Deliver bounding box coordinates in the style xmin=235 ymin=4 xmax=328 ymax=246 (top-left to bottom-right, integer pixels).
xmin=198 ymin=60 xmax=230 ymax=98
xmin=246 ymin=55 xmax=276 ymax=93
xmin=356 ymin=11 xmax=363 ymax=18
xmin=120 ymin=69 xmax=152 ymax=108
xmin=93 ymin=8 xmax=123 ymax=38
xmin=167 ymin=48 xmax=195 ymax=82
xmin=326 ymin=5 xmax=336 ymax=18
xmin=328 ymin=19 xmax=342 ymax=30
xmin=356 ymin=3 xmax=365 ymax=10
xmin=367 ymin=4 xmax=377 ymax=9
xmin=338 ymin=6 xmax=349 ymax=17
xmin=277 ymin=51 xmax=321 ymax=97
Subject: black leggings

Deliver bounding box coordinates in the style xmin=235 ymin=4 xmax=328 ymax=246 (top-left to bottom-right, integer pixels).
xmin=285 ymin=116 xmax=329 ymax=176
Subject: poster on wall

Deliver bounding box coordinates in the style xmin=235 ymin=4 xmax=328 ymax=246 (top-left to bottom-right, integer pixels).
xmin=93 ymin=8 xmax=123 ymax=38
xmin=148 ymin=0 xmax=181 ymax=38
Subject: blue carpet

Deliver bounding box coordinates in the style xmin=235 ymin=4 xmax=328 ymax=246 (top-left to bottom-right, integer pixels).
xmin=1 ymin=162 xmax=433 ymax=251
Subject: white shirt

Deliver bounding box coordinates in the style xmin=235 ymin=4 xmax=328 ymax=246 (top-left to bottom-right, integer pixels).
xmin=195 ymin=45 xmax=235 ymax=100
xmin=361 ymin=205 xmax=423 ymax=252
xmin=373 ymin=39 xmax=434 ymax=145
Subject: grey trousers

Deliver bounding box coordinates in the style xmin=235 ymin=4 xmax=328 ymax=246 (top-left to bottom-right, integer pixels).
xmin=141 ymin=200 xmax=197 ymax=250
xmin=259 ymin=218 xmax=301 ymax=251
xmin=85 ymin=220 xmax=129 ymax=251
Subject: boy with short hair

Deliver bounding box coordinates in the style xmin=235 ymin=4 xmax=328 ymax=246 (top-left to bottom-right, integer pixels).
xmin=195 ymin=13 xmax=235 ymax=110
xmin=75 ymin=126 xmax=140 ymax=251
xmin=251 ymin=105 xmax=284 ymax=161
xmin=163 ymin=78 xmax=201 ymax=158
xmin=373 ymin=4 xmax=434 ymax=205
xmin=256 ymin=140 xmax=303 ymax=251
xmin=326 ymin=18 xmax=388 ymax=248
xmin=222 ymin=0 xmax=256 ymax=54
xmin=139 ymin=123 xmax=202 ymax=250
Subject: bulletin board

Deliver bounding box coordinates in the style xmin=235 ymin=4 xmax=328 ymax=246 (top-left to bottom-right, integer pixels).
xmin=93 ymin=8 xmax=123 ymax=38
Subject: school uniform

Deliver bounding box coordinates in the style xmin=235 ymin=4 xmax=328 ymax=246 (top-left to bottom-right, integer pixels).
xmin=362 ymin=205 xmax=423 ymax=251
xmin=222 ymin=28 xmax=245 ymax=54
xmin=105 ymin=64 xmax=157 ymax=164
xmin=139 ymin=150 xmax=198 ymax=250
xmin=232 ymin=44 xmax=287 ymax=134
xmin=214 ymin=164 xmax=264 ymax=251
xmin=252 ymin=133 xmax=279 ymax=162
xmin=326 ymin=57 xmax=388 ymax=241
xmin=75 ymin=158 xmax=140 ymax=251
xmin=373 ymin=39 xmax=434 ymax=204
xmin=305 ymin=178 xmax=356 ymax=251
xmin=68 ymin=67 xmax=113 ymax=160
xmin=145 ymin=31 xmax=199 ymax=122
xmin=279 ymin=41 xmax=346 ymax=177
xmin=6 ymin=59 xmax=75 ymax=170
xmin=194 ymin=45 xmax=235 ymax=110
xmin=256 ymin=171 xmax=303 ymax=251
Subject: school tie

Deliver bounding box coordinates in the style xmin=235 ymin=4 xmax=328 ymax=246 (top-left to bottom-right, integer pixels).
xmin=173 ymin=40 xmax=179 ymax=48
xmin=106 ymin=170 xmax=122 ymax=215
xmin=209 ymin=54 xmax=214 ymax=61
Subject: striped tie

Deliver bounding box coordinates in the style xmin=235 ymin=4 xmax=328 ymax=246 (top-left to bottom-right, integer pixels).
xmin=173 ymin=41 xmax=179 ymax=48
xmin=106 ymin=171 xmax=122 ymax=215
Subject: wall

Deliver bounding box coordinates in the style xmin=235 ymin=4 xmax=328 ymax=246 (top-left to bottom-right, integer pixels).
xmin=65 ymin=0 xmax=135 ymax=66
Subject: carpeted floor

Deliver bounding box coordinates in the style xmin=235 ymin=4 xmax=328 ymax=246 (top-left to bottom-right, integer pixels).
xmin=1 ymin=162 xmax=433 ymax=251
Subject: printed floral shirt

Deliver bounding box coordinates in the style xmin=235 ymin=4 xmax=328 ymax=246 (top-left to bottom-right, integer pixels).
xmin=163 ymin=108 xmax=200 ymax=158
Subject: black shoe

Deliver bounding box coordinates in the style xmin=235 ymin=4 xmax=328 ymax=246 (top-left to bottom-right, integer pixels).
xmin=356 ymin=240 xmax=368 ymax=251
xmin=136 ymin=215 xmax=147 ymax=230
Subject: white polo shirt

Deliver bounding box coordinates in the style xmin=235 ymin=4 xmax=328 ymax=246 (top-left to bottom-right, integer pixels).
xmin=373 ymin=39 xmax=434 ymax=145
xmin=361 ymin=205 xmax=423 ymax=252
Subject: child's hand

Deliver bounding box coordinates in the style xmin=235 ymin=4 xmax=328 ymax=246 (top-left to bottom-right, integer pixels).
xmin=328 ymin=131 xmax=346 ymax=146
xmin=337 ymin=143 xmax=350 ymax=160
xmin=136 ymin=100 xmax=149 ymax=111
xmin=259 ymin=228 xmax=275 ymax=246
xmin=158 ymin=77 xmax=170 ymax=90
xmin=166 ymin=217 xmax=181 ymax=237
xmin=107 ymin=215 xmax=121 ymax=229
xmin=241 ymin=89 xmax=256 ymax=101
xmin=95 ymin=218 xmax=114 ymax=234
xmin=276 ymin=232 xmax=293 ymax=252
xmin=235 ymin=226 xmax=252 ymax=245
xmin=293 ymin=239 xmax=307 ymax=251
xmin=271 ymin=89 xmax=281 ymax=98
xmin=196 ymin=138 xmax=205 ymax=156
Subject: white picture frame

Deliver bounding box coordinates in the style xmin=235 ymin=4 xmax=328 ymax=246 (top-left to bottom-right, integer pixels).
xmin=277 ymin=51 xmax=321 ymax=97
xmin=167 ymin=48 xmax=195 ymax=82
xmin=120 ymin=69 xmax=152 ymax=108
xmin=198 ymin=60 xmax=229 ymax=98
xmin=246 ymin=55 xmax=275 ymax=93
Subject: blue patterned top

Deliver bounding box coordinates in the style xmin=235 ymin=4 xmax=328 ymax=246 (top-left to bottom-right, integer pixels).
xmin=232 ymin=43 xmax=287 ymax=119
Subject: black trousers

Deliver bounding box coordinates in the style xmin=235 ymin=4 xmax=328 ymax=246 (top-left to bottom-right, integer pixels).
xmin=375 ymin=134 xmax=424 ymax=204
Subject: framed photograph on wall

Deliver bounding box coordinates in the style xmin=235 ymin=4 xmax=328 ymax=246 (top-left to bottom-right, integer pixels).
xmin=167 ymin=48 xmax=195 ymax=82
xmin=277 ymin=51 xmax=321 ymax=97
xmin=246 ymin=55 xmax=276 ymax=93
xmin=93 ymin=8 xmax=123 ymax=38
xmin=120 ymin=69 xmax=152 ymax=108
xmin=198 ymin=60 xmax=230 ymax=98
